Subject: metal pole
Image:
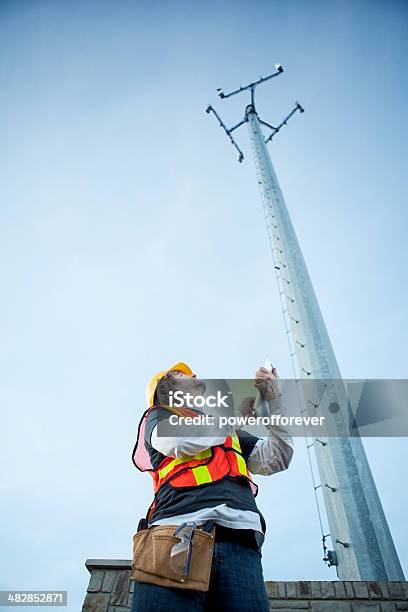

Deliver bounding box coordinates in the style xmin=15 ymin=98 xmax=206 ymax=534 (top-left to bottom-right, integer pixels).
xmin=246 ymin=103 xmax=404 ymax=581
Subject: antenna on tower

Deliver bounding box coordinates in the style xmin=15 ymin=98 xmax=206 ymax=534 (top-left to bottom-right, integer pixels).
xmin=206 ymin=65 xmax=304 ymax=162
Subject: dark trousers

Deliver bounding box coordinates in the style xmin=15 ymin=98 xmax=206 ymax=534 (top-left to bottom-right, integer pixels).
xmin=130 ymin=538 xmax=269 ymax=612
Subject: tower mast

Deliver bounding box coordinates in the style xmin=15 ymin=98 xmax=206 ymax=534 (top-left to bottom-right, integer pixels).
xmin=206 ymin=67 xmax=404 ymax=581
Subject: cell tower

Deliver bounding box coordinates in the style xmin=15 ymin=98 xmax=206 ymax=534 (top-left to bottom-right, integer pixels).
xmin=206 ymin=66 xmax=404 ymax=581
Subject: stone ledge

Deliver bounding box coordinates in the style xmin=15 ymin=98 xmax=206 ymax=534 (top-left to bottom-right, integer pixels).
xmin=82 ymin=560 xmax=408 ymax=612
xmin=86 ymin=560 xmax=132 ymax=572
xmin=265 ymin=580 xmax=408 ymax=600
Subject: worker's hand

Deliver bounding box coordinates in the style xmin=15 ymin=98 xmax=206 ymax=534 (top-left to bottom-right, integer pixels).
xmin=255 ymin=366 xmax=280 ymax=401
xmin=239 ymin=396 xmax=256 ymax=417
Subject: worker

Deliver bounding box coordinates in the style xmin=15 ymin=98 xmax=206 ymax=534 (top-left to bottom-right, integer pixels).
xmin=131 ymin=362 xmax=293 ymax=612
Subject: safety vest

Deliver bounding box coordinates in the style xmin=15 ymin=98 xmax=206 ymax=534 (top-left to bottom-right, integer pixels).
xmin=132 ymin=407 xmax=258 ymax=521
xmin=151 ymin=432 xmax=256 ymax=494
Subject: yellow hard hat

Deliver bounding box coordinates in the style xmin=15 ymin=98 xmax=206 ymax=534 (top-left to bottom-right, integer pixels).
xmin=145 ymin=362 xmax=194 ymax=407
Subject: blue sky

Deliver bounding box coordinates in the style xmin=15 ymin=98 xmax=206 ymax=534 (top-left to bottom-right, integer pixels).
xmin=0 ymin=0 xmax=407 ymax=609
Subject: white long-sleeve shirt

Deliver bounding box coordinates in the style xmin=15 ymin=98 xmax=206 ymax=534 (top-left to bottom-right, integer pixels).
xmin=149 ymin=399 xmax=293 ymax=535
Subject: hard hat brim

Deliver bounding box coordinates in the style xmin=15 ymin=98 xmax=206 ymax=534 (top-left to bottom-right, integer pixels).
xmin=167 ymin=362 xmax=194 ymax=377
xmin=145 ymin=361 xmax=194 ymax=407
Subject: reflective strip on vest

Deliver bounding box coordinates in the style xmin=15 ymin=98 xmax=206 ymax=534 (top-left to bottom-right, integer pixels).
xmin=158 ymin=447 xmax=212 ymax=480
xmin=192 ymin=464 xmax=212 ymax=484
xmin=230 ymin=432 xmax=249 ymax=477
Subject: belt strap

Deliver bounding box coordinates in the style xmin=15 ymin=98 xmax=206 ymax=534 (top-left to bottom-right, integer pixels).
xmin=213 ymin=525 xmax=259 ymax=550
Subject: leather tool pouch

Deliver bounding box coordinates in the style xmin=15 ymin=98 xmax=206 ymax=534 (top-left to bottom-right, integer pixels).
xmin=130 ymin=524 xmax=215 ymax=591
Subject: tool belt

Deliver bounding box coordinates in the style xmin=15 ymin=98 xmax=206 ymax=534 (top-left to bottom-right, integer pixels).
xmin=130 ymin=522 xmax=216 ymax=592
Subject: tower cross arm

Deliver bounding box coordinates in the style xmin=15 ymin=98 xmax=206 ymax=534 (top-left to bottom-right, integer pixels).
xmin=206 ymin=104 xmax=246 ymax=162
xmin=216 ymin=65 xmax=284 ymax=100
xmin=264 ymin=102 xmax=304 ymax=144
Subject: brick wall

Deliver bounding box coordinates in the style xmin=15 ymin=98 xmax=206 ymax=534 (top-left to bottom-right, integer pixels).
xmin=82 ymin=559 xmax=408 ymax=611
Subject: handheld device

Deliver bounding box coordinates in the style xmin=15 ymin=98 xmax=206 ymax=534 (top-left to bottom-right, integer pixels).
xmin=264 ymin=358 xmax=274 ymax=373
